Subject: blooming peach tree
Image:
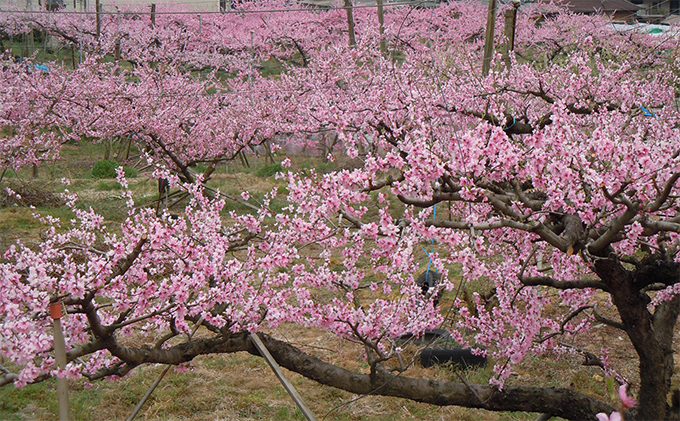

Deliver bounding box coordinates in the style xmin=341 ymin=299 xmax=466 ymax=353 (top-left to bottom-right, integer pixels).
xmin=2 ymin=1 xmax=680 ymax=419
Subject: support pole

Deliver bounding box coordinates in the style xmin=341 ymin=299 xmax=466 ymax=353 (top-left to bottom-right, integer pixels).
xmin=95 ymin=0 xmax=101 ymax=42
xmin=50 ymin=300 xmax=70 ymax=421
xmin=250 ymin=333 xmax=318 ymax=421
xmin=114 ymin=11 xmax=121 ymax=61
xmin=344 ymin=0 xmax=356 ymax=48
xmin=377 ymin=0 xmax=386 ymax=56
xmin=126 ymin=317 xmax=204 ymax=421
xmin=482 ymin=0 xmax=497 ymax=77
xmin=502 ymin=0 xmax=520 ymax=69
xmin=150 ymin=4 xmax=156 ymax=28
xmin=125 ymin=365 xmax=171 ymax=421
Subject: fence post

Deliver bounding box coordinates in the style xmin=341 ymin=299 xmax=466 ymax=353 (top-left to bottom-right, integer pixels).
xmin=50 ymin=299 xmax=70 ymax=421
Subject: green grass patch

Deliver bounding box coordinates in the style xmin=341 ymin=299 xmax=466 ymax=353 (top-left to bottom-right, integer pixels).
xmin=254 ymin=163 xmax=283 ymax=178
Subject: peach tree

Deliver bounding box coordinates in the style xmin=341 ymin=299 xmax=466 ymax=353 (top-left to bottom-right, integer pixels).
xmin=1 ymin=2 xmax=680 ymax=419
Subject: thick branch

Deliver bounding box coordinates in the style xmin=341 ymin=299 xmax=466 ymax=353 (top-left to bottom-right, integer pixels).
xmin=425 ymin=219 xmax=571 ymax=252
xmin=0 ymin=373 xmax=18 ymax=387
xmin=520 ymin=276 xmax=609 ymax=292
xmin=592 ymin=305 xmax=625 ymax=330
xmin=648 ymin=173 xmax=680 ymax=212
xmin=588 ymin=204 xmax=638 ymax=254
xmin=641 ymin=219 xmax=680 ymax=235
xmin=252 ymin=334 xmax=615 ymax=421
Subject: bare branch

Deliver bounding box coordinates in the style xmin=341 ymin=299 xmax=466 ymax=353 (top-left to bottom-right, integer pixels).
xmin=588 ymin=203 xmax=638 ymax=254
xmin=641 ymin=219 xmax=680 ymax=235
xmin=0 ymin=373 xmax=18 ymax=387
xmin=425 ymin=219 xmax=571 ymax=252
xmin=592 ymin=304 xmax=625 ymax=330
xmin=648 ymin=173 xmax=680 ymax=212
xmin=537 ymin=305 xmax=593 ymax=343
xmin=339 ymin=208 xmax=364 ymax=228
xmin=511 ymin=179 xmax=543 ymax=211
xmin=108 ymin=303 xmax=176 ymax=330
xmin=520 ymin=276 xmax=610 ymax=292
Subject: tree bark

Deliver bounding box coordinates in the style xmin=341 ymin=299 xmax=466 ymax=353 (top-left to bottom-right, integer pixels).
xmin=594 ymin=258 xmax=678 ymax=420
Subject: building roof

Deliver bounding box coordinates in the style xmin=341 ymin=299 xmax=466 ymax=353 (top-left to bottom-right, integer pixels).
xmin=662 ymin=14 xmax=680 ymax=24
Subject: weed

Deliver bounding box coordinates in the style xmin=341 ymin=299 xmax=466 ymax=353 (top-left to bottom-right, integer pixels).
xmin=96 ymin=180 xmax=124 ymax=191
xmin=254 ymin=163 xmax=283 ymax=178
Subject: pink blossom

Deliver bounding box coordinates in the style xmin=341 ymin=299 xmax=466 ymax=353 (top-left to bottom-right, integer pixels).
xmin=619 ymin=385 xmax=636 ymax=409
xmin=596 ymin=412 xmax=621 ymax=421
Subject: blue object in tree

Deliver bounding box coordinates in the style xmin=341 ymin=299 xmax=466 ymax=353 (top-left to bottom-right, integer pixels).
xmin=640 ymin=106 xmax=655 ymax=117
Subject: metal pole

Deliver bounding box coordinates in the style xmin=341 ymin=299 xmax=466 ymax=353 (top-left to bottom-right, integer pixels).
xmin=51 ymin=300 xmax=70 ymax=421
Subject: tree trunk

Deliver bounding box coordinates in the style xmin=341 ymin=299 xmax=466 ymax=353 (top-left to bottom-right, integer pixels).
xmin=593 ymin=258 xmax=679 ymax=420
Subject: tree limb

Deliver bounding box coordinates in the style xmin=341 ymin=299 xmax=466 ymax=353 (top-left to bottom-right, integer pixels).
xmin=252 ymin=334 xmax=615 ymax=421
xmin=520 ymin=276 xmax=610 ymax=292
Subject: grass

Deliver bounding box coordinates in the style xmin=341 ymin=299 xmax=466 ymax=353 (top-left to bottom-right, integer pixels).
xmin=0 ymin=346 xmax=556 ymax=421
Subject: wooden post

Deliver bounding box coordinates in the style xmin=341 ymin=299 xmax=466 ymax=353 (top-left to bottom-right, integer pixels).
xmin=482 ymin=0 xmax=497 ymax=77
xmin=502 ymin=0 xmax=519 ymax=68
xmin=50 ymin=300 xmax=70 ymax=421
xmin=250 ymin=334 xmax=318 ymax=421
xmin=377 ymin=0 xmax=386 ymax=56
xmin=95 ymin=0 xmax=101 ymax=42
xmin=114 ymin=11 xmax=121 ymax=61
xmin=150 ymin=4 xmax=156 ymax=28
xmin=344 ymin=0 xmax=356 ymax=48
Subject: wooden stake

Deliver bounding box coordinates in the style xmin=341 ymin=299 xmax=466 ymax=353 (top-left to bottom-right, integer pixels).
xmin=502 ymin=0 xmax=519 ymax=68
xmin=95 ymin=0 xmax=101 ymax=42
xmin=51 ymin=300 xmax=70 ymax=421
xmin=125 ymin=365 xmax=171 ymax=421
xmin=377 ymin=0 xmax=387 ymax=56
xmin=344 ymin=0 xmax=356 ymax=48
xmin=482 ymin=0 xmax=497 ymax=77
xmin=250 ymin=333 xmax=318 ymax=421
xmin=126 ymin=317 xmax=204 ymax=421
xmin=150 ymin=4 xmax=156 ymax=28
xmin=114 ymin=11 xmax=121 ymax=61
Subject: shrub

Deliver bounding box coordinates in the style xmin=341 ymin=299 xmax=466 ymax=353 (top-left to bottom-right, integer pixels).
xmin=92 ymin=160 xmax=137 ymax=179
